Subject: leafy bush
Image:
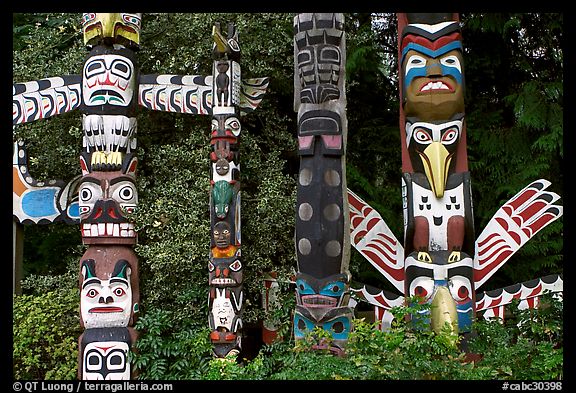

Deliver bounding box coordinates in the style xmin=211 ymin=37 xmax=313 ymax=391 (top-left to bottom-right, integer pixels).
xmin=158 ymin=294 xmax=563 ymax=381
xmin=13 ymin=289 xmax=81 ymax=380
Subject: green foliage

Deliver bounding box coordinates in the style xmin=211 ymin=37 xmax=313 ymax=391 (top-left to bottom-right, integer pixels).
xmin=131 ymin=307 xmax=214 ymax=380
xmin=194 ymin=296 xmax=563 ymax=380
xmin=13 ymin=289 xmax=82 ymax=380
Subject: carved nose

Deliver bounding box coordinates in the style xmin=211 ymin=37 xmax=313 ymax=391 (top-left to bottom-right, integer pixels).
xmin=99 ymin=296 xmax=114 ymax=304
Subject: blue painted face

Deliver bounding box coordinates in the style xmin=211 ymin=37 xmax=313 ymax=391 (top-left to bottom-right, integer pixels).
xmin=295 ymin=272 xmax=349 ymax=308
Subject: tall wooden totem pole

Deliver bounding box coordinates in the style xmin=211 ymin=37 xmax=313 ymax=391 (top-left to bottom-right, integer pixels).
xmin=348 ymin=13 xmax=563 ymax=335
xmin=76 ymin=13 xmax=141 ymax=379
xmin=292 ymin=13 xmax=353 ymax=355
xmin=207 ymin=22 xmax=245 ymax=359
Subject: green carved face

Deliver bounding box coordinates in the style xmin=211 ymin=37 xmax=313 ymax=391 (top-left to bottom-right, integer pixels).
xmin=212 ymin=180 xmax=234 ymax=219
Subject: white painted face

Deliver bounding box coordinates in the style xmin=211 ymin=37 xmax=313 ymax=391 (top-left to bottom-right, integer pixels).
xmin=78 ymin=175 xmax=138 ymax=217
xmin=211 ymin=288 xmax=235 ymax=331
xmin=82 ymin=53 xmax=136 ymax=107
xmin=81 ymin=260 xmax=132 ymax=328
xmin=83 ymin=341 xmax=130 ymax=380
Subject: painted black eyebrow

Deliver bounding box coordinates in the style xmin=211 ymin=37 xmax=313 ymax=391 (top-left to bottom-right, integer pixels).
xmin=109 ymin=278 xmax=129 ymax=285
xmin=447 ymin=266 xmax=473 ymax=278
xmin=405 ymin=266 xmax=434 ymax=279
xmin=82 ymin=278 xmax=101 ymax=289
xmin=81 ymin=177 xmax=101 ymax=185
xmin=110 ymin=176 xmax=136 ymax=186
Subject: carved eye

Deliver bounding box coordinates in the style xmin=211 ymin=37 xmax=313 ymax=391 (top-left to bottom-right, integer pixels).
xmin=84 ymin=59 xmax=107 ymax=79
xmin=113 ymin=287 xmax=126 ymax=297
xmin=86 ymin=289 xmax=99 ymax=298
xmin=296 ymin=279 xmax=315 ymax=295
xmin=229 ymin=259 xmax=242 ymax=272
xmin=320 ymin=281 xmax=345 ymax=297
xmin=449 ymin=275 xmax=472 ymax=303
xmin=86 ymin=351 xmax=102 ymax=371
xmin=410 ymin=277 xmax=434 ymax=302
xmin=208 ymin=261 xmax=215 ymax=271
xmin=110 ymin=59 xmax=132 ymax=79
xmin=405 ymin=54 xmax=427 ymax=75
xmin=106 ymin=350 xmax=126 ymax=371
xmin=413 ymin=127 xmax=432 ymax=144
xmin=441 ymin=126 xmax=459 ymax=145
xmin=440 ymin=55 xmax=461 ymax=72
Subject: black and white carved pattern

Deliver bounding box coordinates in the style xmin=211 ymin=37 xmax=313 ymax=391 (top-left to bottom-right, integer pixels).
xmin=13 ymin=76 xmax=82 ymax=125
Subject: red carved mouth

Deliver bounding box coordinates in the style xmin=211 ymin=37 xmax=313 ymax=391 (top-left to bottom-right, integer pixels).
xmin=89 ymin=306 xmax=124 ymax=313
xmin=418 ymin=79 xmax=454 ymax=93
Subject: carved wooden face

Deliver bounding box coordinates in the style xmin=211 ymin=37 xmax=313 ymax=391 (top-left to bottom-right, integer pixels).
xmin=79 ymin=245 xmax=140 ymax=329
xmin=402 ymin=48 xmax=464 ymax=120
xmin=295 ymin=272 xmax=349 ymax=308
xmin=82 ymin=49 xmax=137 ymax=109
xmin=405 ymin=119 xmax=463 ymax=198
xmin=404 ymin=250 xmax=474 ymax=333
xmin=208 ymin=256 xmax=243 ymax=287
xmin=79 ymin=171 xmax=137 ymax=243
xmin=211 ymin=114 xmax=241 ymax=139
xmin=80 ymin=327 xmax=135 ymax=380
xmin=212 ymin=221 xmax=232 ymax=249
xmin=81 ymin=259 xmax=132 ymax=328
xmin=293 ymin=305 xmax=353 ymax=354
xmin=399 ymin=20 xmax=464 ymax=121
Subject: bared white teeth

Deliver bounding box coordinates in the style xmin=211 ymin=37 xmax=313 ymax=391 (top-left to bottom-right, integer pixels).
xmin=420 ymin=81 xmax=450 ymax=91
xmin=212 ymin=278 xmax=235 ymax=285
xmin=82 ymin=222 xmax=135 ymax=237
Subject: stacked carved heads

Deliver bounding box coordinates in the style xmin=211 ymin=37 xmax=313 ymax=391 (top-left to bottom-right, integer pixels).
xmin=78 ymin=13 xmax=141 ymax=380
xmin=398 ymin=13 xmax=475 ymax=336
xmin=208 ymin=22 xmax=244 ymax=359
xmin=293 ymin=13 xmax=353 ymax=355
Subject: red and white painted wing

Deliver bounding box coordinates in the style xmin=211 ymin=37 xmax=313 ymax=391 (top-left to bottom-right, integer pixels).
xmin=13 ymin=76 xmax=82 ymax=125
xmin=474 ymin=179 xmax=563 ymax=289
xmin=350 ymin=283 xmax=404 ymax=331
xmin=348 ymin=189 xmax=405 ymax=292
xmin=475 ymin=274 xmax=563 ymax=321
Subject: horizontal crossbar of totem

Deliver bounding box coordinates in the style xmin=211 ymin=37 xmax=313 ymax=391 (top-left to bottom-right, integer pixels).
xmin=292 ymin=13 xmax=353 ymax=356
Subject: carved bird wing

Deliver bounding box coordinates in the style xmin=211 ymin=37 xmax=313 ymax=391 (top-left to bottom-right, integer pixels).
xmin=13 ymin=140 xmax=81 ymax=224
xmin=348 ymin=189 xmax=405 ymax=292
xmin=475 ymin=274 xmax=563 ymax=320
xmin=474 ymin=179 xmax=563 ymax=290
xmin=13 ymin=75 xmax=82 ymax=125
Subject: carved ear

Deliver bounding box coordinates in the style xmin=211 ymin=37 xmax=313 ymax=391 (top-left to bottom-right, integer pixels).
xmin=112 ymin=259 xmax=131 ymax=279
xmin=79 ymin=154 xmax=90 ymax=176
xmin=81 ymin=259 xmax=97 ymax=280
xmin=122 ymin=155 xmax=138 ymax=177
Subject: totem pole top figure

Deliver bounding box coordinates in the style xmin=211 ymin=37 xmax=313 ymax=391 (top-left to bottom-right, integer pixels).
xmin=82 ymin=13 xmax=142 ymax=49
xmin=397 ymin=13 xmax=469 ymax=197
xmin=212 ymin=22 xmax=240 ymax=61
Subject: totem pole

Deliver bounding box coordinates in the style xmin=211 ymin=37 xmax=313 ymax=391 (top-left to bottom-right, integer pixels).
xmin=77 ymin=13 xmax=142 ymax=380
xmin=292 ymin=13 xmax=353 ymax=355
xmin=207 ymin=22 xmax=244 ymax=359
xmin=347 ymin=13 xmax=563 ymax=336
